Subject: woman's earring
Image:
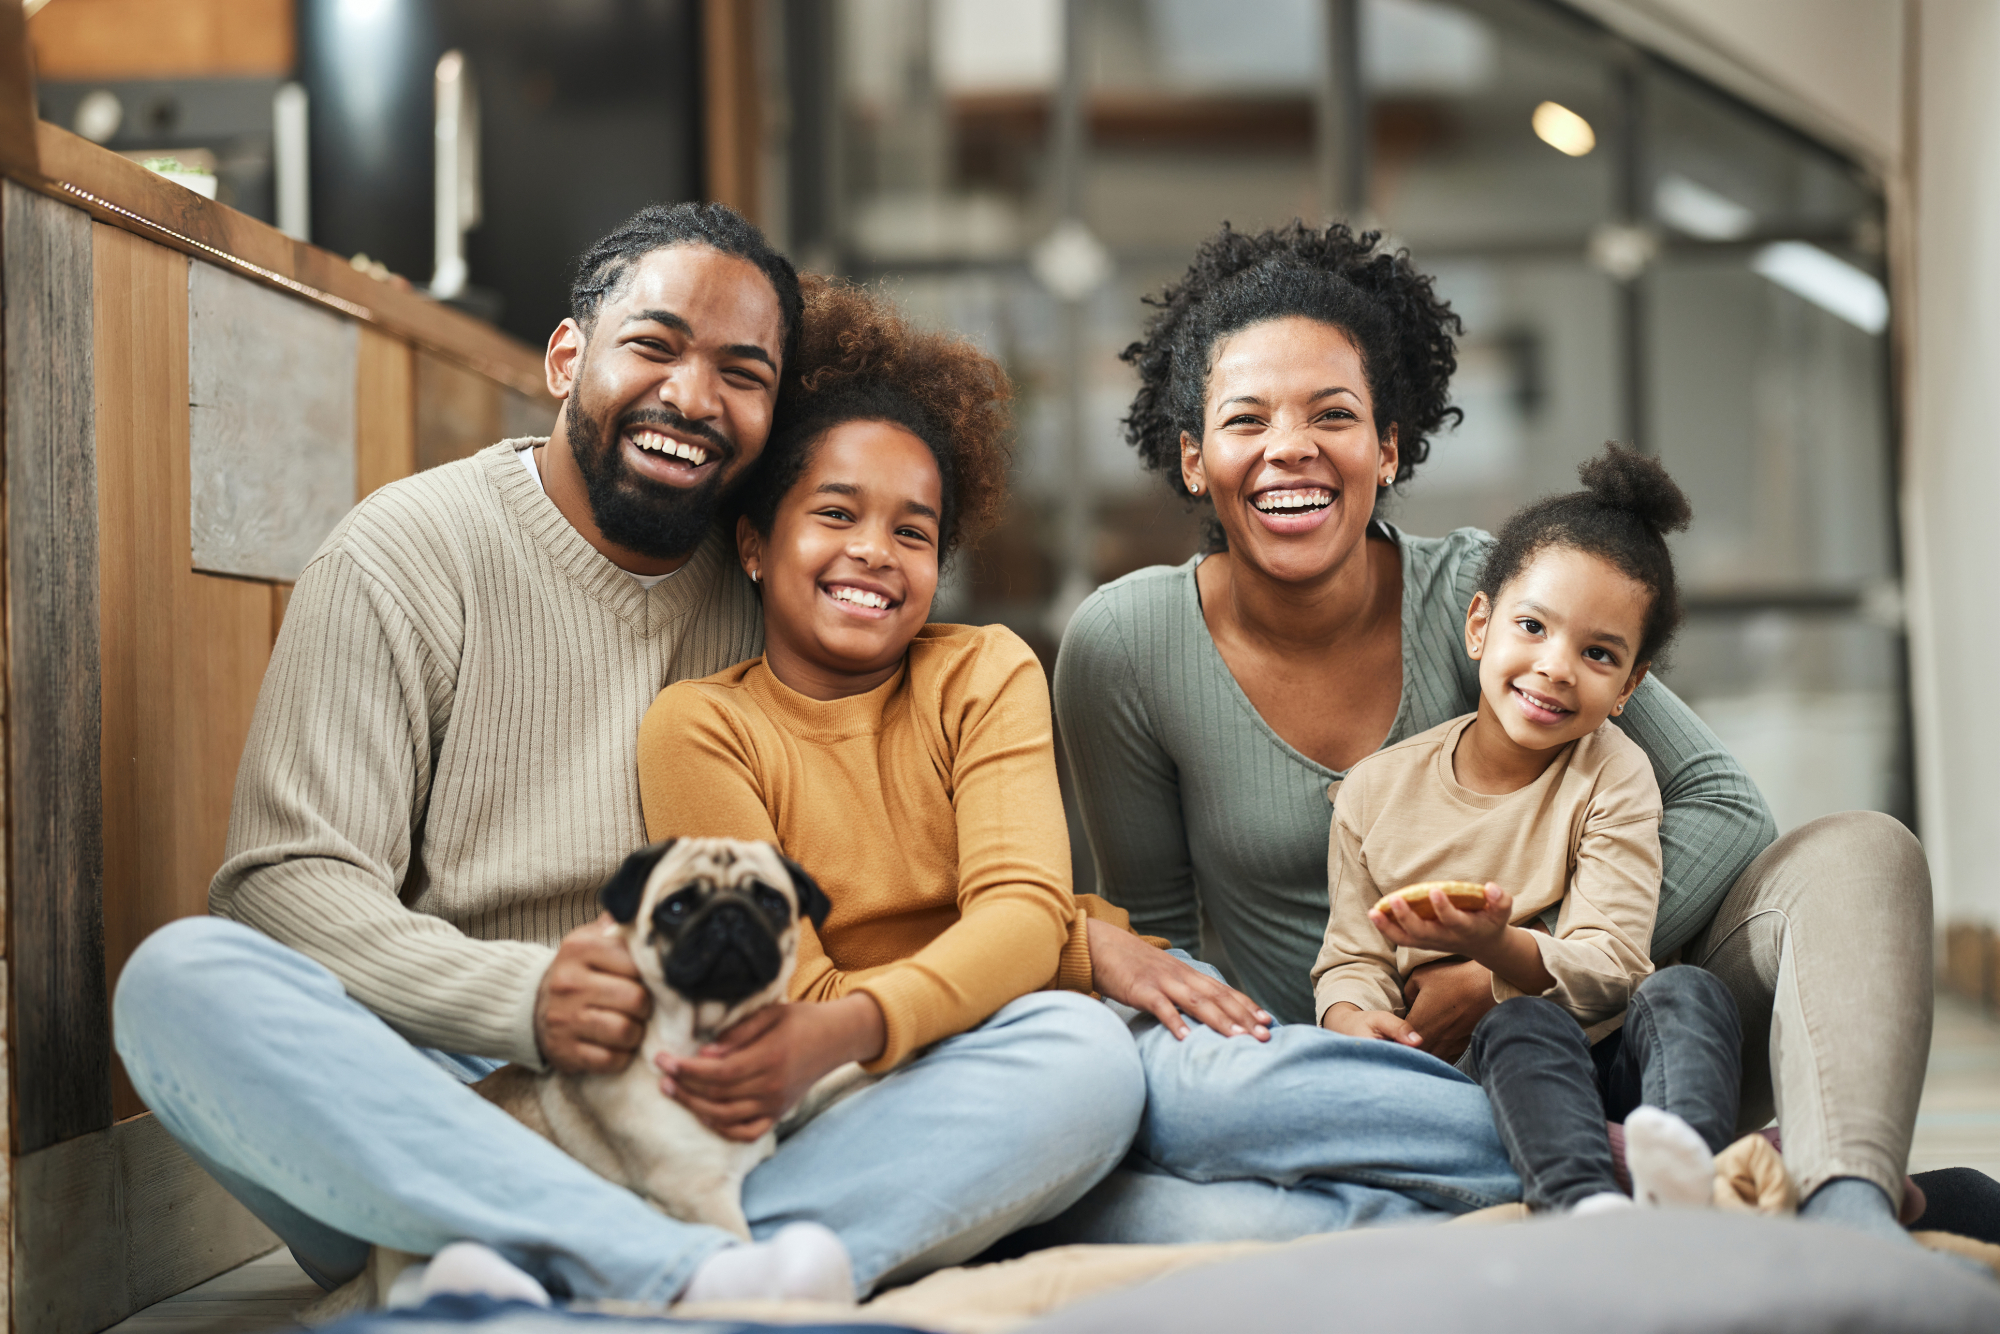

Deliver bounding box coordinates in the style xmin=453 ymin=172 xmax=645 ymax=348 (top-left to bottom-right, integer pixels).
xmin=1189 ymin=482 xmax=1203 ymax=496
xmin=750 ymin=569 xmax=761 ymax=584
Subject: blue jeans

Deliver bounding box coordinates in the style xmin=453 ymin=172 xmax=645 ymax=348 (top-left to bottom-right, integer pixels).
xmin=1026 ymin=954 xmax=1523 ymax=1245
xmin=112 ymin=918 xmax=1146 ymax=1301
xmin=1460 ymin=966 xmax=1743 ymax=1211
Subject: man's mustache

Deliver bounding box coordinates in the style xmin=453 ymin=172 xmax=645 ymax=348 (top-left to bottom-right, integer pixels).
xmin=617 ymin=408 xmax=732 ymax=461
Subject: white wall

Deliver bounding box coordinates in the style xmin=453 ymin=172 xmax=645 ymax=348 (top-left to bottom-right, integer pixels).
xmin=1633 ymin=0 xmax=1902 ymax=165
xmin=1902 ymin=0 xmax=2000 ymax=926
xmin=1566 ymin=0 xmax=1902 ymax=172
xmin=1581 ymin=1 xmax=2000 ymax=925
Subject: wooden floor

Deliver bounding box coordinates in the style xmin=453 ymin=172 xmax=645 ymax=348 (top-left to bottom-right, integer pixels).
xmin=1911 ymin=992 xmax=2000 ymax=1179
xmin=108 ymin=991 xmax=2000 ymax=1333
xmin=105 ymin=1247 xmax=321 ymax=1333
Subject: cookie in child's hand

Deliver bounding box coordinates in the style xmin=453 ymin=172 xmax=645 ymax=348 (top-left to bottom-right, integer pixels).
xmin=1385 ymin=881 xmax=1489 ymax=920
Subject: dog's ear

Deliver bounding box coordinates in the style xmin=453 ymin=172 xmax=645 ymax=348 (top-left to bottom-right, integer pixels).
xmin=601 ymin=839 xmax=676 ymax=923
xmin=779 ymin=853 xmax=831 ymax=930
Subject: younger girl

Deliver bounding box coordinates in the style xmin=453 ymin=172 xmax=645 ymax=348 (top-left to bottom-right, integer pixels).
xmin=1313 ymin=445 xmax=1745 ymax=1213
xmin=635 ymin=279 xmax=1149 ymax=1292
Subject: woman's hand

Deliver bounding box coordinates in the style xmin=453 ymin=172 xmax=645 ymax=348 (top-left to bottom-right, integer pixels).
xmin=659 ymin=993 xmax=886 ymax=1142
xmin=1369 ymin=882 xmax=1512 ymax=954
xmin=1403 ymin=958 xmax=1499 ymax=1062
xmin=1320 ymin=1002 xmax=1422 ymax=1047
xmin=1088 ymin=918 xmax=1271 ymax=1041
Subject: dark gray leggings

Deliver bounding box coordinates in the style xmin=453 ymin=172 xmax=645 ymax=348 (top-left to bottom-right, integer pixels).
xmin=1459 ymin=966 xmax=1743 ymax=1212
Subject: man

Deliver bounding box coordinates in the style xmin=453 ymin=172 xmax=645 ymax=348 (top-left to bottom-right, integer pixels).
xmin=112 ymin=203 xmax=1143 ymax=1307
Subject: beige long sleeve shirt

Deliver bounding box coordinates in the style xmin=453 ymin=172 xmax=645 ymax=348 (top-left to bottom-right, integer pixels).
xmin=209 ymin=441 xmax=763 ymax=1066
xmin=1311 ymin=713 xmax=1663 ymax=1041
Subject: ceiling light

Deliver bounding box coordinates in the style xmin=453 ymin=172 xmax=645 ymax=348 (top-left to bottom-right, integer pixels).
xmin=1750 ymin=242 xmax=1888 ymax=334
xmin=1532 ymin=101 xmax=1595 ymax=157
xmin=1655 ymin=173 xmax=1756 ymax=240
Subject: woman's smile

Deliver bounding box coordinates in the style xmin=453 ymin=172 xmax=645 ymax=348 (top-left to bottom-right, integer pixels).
xmin=1182 ymin=316 xmax=1395 ymax=585
xmin=1247 ymin=483 xmax=1339 ymax=534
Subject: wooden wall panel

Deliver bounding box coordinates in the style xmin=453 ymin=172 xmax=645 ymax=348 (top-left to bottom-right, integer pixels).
xmin=357 ymin=326 xmax=417 ymax=499
xmin=502 ymin=386 xmax=559 ymax=443
xmin=703 ymin=0 xmax=764 ymax=224
xmin=28 ymin=0 xmax=294 ymax=81
xmin=416 ymin=348 xmax=503 ymax=472
xmin=188 ymin=260 xmax=359 ymax=582
xmin=0 ymin=0 xmax=38 ymax=179
xmin=5 ymin=179 xmax=111 ymax=1153
xmin=14 ymin=1114 xmax=276 ymax=1334
xmin=96 ymin=224 xmax=274 ymax=1122
xmin=36 ymin=122 xmax=548 ymax=398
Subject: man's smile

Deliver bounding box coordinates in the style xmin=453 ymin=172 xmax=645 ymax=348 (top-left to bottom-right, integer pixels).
xmin=629 ymin=428 xmax=712 ymax=467
xmin=619 ymin=420 xmax=730 ymax=488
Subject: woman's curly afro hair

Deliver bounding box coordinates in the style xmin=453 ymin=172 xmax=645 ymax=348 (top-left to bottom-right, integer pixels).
xmin=738 ymin=276 xmax=1012 ymax=559
xmin=1478 ymin=443 xmax=1694 ymax=666
xmin=1122 ymin=220 xmax=1463 ymax=521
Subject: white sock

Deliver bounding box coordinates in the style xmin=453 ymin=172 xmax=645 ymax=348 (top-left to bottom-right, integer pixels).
xmin=389 ymin=1241 xmax=551 ymax=1309
xmin=1569 ymin=1191 xmax=1636 ymax=1216
xmin=1625 ymin=1105 xmax=1716 ymax=1209
xmin=681 ymin=1222 xmax=856 ymax=1305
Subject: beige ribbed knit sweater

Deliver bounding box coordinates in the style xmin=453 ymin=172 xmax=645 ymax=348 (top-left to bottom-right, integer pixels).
xmin=211 ymin=440 xmax=763 ymax=1066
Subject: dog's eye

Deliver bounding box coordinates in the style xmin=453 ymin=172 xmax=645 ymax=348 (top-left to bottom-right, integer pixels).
xmin=750 ymin=883 xmax=791 ymax=928
xmin=653 ymin=889 xmax=700 ymax=934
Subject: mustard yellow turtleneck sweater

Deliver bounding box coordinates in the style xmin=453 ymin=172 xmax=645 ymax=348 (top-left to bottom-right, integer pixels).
xmin=637 ymin=622 xmax=1116 ymax=1071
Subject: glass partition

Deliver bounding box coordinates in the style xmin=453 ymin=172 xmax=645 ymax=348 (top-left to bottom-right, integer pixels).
xmin=791 ymin=0 xmax=1904 ymax=836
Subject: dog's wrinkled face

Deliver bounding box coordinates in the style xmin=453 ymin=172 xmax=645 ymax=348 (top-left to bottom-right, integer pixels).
xmin=599 ymin=838 xmax=830 ymax=1015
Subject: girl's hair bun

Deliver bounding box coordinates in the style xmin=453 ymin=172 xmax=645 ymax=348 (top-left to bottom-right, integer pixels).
xmin=1577 ymin=443 xmax=1692 ymax=537
xmin=1476 ymin=442 xmax=1694 ymax=665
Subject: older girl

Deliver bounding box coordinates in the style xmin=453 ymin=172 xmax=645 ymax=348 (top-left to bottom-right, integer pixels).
xmin=634 ymin=279 xmax=1152 ymax=1295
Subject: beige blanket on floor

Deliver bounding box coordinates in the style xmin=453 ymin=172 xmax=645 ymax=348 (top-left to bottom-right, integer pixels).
xmin=629 ymin=1133 xmax=1903 ymax=1333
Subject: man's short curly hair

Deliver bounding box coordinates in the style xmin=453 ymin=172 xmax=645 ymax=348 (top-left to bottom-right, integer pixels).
xmin=1122 ymin=220 xmax=1463 ymax=532
xmin=569 ymin=202 xmax=804 ymax=378
xmin=737 ymin=276 xmax=1012 ymax=558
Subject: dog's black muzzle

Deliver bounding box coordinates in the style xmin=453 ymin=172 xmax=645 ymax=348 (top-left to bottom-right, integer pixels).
xmin=662 ymin=899 xmax=783 ymax=1004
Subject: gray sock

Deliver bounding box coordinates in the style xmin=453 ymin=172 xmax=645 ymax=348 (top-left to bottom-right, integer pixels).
xmin=1800 ymin=1177 xmax=1908 ymax=1244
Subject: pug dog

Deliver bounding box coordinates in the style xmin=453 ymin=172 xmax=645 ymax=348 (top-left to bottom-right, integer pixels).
xmin=475 ymin=836 xmax=837 ymax=1239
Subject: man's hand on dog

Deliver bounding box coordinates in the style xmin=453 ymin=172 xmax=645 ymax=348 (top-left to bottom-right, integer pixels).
xmin=1087 ymin=918 xmax=1271 ymax=1042
xmin=660 ymin=994 xmax=887 ymax=1142
xmin=535 ymin=915 xmax=654 ymax=1074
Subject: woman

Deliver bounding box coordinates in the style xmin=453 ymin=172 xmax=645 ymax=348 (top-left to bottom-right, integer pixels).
xmin=1054 ymin=221 xmax=1935 ymax=1243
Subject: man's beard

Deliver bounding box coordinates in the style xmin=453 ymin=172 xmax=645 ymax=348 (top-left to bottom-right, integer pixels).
xmin=565 ymin=383 xmax=735 ymax=563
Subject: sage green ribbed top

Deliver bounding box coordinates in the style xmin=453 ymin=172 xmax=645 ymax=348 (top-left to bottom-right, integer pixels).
xmin=1053 ymin=523 xmax=1777 ymax=1027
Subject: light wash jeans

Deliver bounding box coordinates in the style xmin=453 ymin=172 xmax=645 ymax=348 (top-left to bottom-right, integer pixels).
xmin=1026 ymin=952 xmax=1523 ymax=1245
xmin=112 ymin=917 xmax=1147 ymax=1301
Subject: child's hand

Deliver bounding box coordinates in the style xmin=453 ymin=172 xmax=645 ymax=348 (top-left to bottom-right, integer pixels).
xmin=1321 ymin=1003 xmax=1423 ymax=1047
xmin=1371 ymin=882 xmax=1513 ymax=954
